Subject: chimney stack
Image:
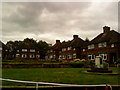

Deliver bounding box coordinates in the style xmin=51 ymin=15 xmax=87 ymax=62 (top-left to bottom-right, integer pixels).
xmin=56 ymin=40 xmax=60 ymax=43
xmin=103 ymin=26 xmax=110 ymax=33
xmin=73 ymin=35 xmax=78 ymax=39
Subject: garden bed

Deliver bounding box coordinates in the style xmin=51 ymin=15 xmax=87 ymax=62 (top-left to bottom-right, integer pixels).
xmin=2 ymin=63 xmax=86 ymax=68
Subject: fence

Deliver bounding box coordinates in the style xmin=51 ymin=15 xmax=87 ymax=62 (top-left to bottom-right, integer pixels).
xmin=0 ymin=78 xmax=112 ymax=90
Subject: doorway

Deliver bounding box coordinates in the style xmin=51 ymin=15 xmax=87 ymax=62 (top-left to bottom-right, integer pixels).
xmin=109 ymin=53 xmax=117 ymax=64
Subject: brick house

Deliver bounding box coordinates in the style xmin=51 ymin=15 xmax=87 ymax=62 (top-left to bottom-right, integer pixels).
xmin=82 ymin=26 xmax=120 ymax=64
xmin=46 ymin=26 xmax=120 ymax=64
xmin=60 ymin=35 xmax=86 ymax=61
xmin=15 ymin=42 xmax=40 ymax=60
xmin=45 ymin=40 xmax=61 ymax=61
xmin=46 ymin=35 xmax=86 ymax=61
xmin=15 ymin=48 xmax=40 ymax=60
xmin=0 ymin=41 xmax=10 ymax=60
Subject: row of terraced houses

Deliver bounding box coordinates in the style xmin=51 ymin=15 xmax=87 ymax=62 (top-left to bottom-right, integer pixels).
xmin=0 ymin=26 xmax=120 ymax=64
xmin=46 ymin=26 xmax=120 ymax=64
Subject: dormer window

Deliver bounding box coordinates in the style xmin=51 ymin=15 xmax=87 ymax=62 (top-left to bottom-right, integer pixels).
xmin=88 ymin=44 xmax=94 ymax=49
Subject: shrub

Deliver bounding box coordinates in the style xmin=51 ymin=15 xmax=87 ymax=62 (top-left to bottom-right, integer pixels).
xmin=116 ymin=58 xmax=120 ymax=64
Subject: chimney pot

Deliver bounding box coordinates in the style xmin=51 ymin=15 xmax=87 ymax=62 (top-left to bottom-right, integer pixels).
xmin=56 ymin=40 xmax=60 ymax=43
xmin=103 ymin=26 xmax=110 ymax=33
xmin=73 ymin=35 xmax=78 ymax=39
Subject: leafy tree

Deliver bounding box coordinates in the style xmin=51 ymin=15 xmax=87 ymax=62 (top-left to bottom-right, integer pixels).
xmin=37 ymin=40 xmax=50 ymax=59
xmin=5 ymin=38 xmax=50 ymax=59
xmin=85 ymin=37 xmax=89 ymax=42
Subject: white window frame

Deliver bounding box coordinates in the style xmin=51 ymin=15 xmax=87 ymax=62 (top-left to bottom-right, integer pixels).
xmin=16 ymin=54 xmax=20 ymax=57
xmin=62 ymin=55 xmax=66 ymax=59
xmin=88 ymin=55 xmax=95 ymax=60
xmin=83 ymin=49 xmax=85 ymax=52
xmin=50 ymin=55 xmax=53 ymax=59
xmin=30 ymin=54 xmax=35 ymax=58
xmin=67 ymin=55 xmax=72 ymax=59
xmin=98 ymin=42 xmax=107 ymax=48
xmin=99 ymin=54 xmax=107 ymax=60
xmin=111 ymin=44 xmax=114 ymax=48
xmin=88 ymin=44 xmax=94 ymax=49
xmin=17 ymin=50 xmax=19 ymax=52
xmin=22 ymin=54 xmax=27 ymax=58
xmin=50 ymin=50 xmax=53 ymax=52
xmin=0 ymin=53 xmax=2 ymax=57
xmin=0 ymin=48 xmax=2 ymax=50
xmin=73 ymin=48 xmax=76 ymax=50
xmin=22 ymin=49 xmax=27 ymax=52
xmin=36 ymin=55 xmax=40 ymax=58
xmin=73 ymin=53 xmax=76 ymax=59
xmin=68 ymin=47 xmax=71 ymax=50
xmin=62 ymin=48 xmax=66 ymax=51
xmin=30 ymin=49 xmax=35 ymax=52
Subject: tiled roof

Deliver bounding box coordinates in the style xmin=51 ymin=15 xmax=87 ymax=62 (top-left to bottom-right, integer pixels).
xmin=89 ymin=30 xmax=120 ymax=44
xmin=52 ymin=41 xmax=61 ymax=51
xmin=70 ymin=37 xmax=85 ymax=48
xmin=61 ymin=41 xmax=71 ymax=48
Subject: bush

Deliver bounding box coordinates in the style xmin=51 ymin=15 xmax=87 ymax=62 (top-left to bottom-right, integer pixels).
xmin=116 ymin=58 xmax=120 ymax=64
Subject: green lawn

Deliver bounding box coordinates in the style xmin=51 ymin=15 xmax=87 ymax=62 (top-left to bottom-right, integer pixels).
xmin=2 ymin=68 xmax=120 ymax=86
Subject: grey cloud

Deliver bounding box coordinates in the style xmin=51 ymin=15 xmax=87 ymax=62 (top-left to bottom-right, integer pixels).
xmin=2 ymin=2 xmax=118 ymax=44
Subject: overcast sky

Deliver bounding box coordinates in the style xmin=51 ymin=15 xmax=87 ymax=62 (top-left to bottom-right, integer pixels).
xmin=1 ymin=1 xmax=118 ymax=44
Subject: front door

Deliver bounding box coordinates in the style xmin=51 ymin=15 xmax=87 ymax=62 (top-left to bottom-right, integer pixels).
xmin=109 ymin=53 xmax=117 ymax=64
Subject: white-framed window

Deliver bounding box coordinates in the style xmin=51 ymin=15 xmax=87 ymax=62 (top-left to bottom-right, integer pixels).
xmin=0 ymin=48 xmax=2 ymax=50
xmin=30 ymin=49 xmax=35 ymax=52
xmin=17 ymin=50 xmax=19 ymax=52
xmin=68 ymin=47 xmax=71 ymax=50
xmin=36 ymin=55 xmax=40 ymax=58
xmin=83 ymin=49 xmax=85 ymax=52
xmin=50 ymin=55 xmax=53 ymax=59
xmin=67 ymin=55 xmax=72 ymax=59
xmin=62 ymin=48 xmax=66 ymax=51
xmin=88 ymin=55 xmax=95 ymax=60
xmin=59 ymin=55 xmax=62 ymax=59
xmin=53 ymin=54 xmax=55 ymax=58
xmin=22 ymin=49 xmax=27 ymax=52
xmin=16 ymin=54 xmax=20 ymax=57
xmin=62 ymin=55 xmax=66 ymax=59
xmin=111 ymin=44 xmax=114 ymax=48
xmin=30 ymin=54 xmax=35 ymax=58
xmin=99 ymin=54 xmax=107 ymax=60
xmin=73 ymin=48 xmax=76 ymax=50
xmin=73 ymin=53 xmax=76 ymax=59
xmin=21 ymin=54 xmax=27 ymax=58
xmin=98 ymin=42 xmax=107 ymax=48
xmin=50 ymin=50 xmax=53 ymax=52
xmin=88 ymin=44 xmax=94 ymax=49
